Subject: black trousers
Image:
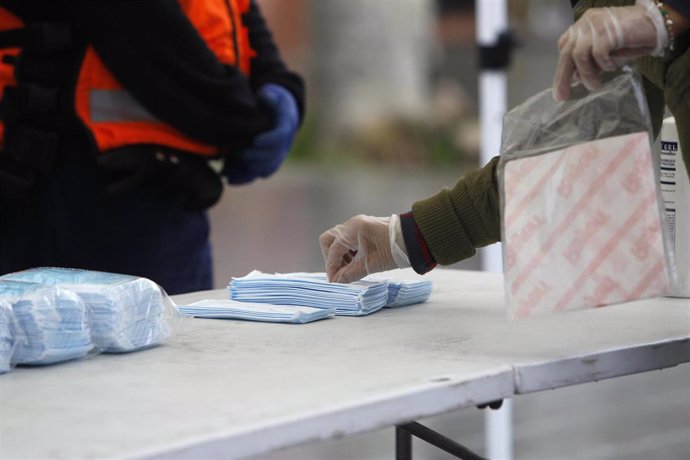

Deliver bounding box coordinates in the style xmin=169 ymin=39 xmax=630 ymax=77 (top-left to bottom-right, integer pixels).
xmin=0 ymin=160 xmax=213 ymax=295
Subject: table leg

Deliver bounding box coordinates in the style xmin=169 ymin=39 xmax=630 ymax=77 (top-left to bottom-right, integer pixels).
xmin=396 ymin=421 xmax=486 ymax=460
xmin=396 ymin=425 xmax=412 ymax=460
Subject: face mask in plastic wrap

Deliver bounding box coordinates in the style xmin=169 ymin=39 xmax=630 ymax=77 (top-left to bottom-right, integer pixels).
xmin=0 ymin=268 xmax=171 ymax=353
xmin=0 ymin=300 xmax=19 ymax=373
xmin=0 ymin=280 xmax=93 ymax=365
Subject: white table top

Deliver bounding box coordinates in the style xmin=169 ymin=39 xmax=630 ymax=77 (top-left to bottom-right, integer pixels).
xmin=1 ymin=269 xmax=688 ymax=460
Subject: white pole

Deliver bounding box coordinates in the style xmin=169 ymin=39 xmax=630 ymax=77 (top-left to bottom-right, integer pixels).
xmin=477 ymin=1 xmax=513 ymax=459
xmin=477 ymin=0 xmax=507 ymax=274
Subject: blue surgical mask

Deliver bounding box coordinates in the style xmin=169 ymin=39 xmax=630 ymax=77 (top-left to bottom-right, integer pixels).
xmin=228 ymin=271 xmax=389 ymax=316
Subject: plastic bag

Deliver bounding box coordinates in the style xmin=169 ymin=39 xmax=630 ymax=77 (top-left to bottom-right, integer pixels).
xmin=0 ymin=300 xmax=21 ymax=373
xmin=498 ymin=68 xmax=675 ymax=319
xmin=1 ymin=268 xmax=174 ymax=353
xmin=0 ymin=280 xmax=93 ymax=365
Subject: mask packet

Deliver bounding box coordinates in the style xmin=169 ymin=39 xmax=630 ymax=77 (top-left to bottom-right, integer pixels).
xmin=0 ymin=280 xmax=93 ymax=365
xmin=1 ymin=267 xmax=174 ymax=352
xmin=0 ymin=300 xmax=21 ymax=373
xmin=498 ymin=68 xmax=675 ymax=318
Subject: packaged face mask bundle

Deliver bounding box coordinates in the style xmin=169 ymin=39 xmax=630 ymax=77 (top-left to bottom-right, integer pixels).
xmin=178 ymin=299 xmax=336 ymax=324
xmin=0 ymin=281 xmax=93 ymax=365
xmin=0 ymin=300 xmax=18 ymax=373
xmin=229 ymin=271 xmax=389 ymax=316
xmin=498 ymin=68 xmax=675 ymax=319
xmin=364 ymin=277 xmax=433 ymax=307
xmin=1 ymin=268 xmax=171 ymax=353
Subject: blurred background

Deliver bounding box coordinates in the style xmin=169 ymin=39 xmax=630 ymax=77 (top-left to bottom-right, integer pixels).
xmin=210 ymin=0 xmax=690 ymax=458
xmin=211 ymin=0 xmax=575 ymax=283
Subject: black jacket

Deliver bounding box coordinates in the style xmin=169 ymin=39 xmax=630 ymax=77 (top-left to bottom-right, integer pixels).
xmin=2 ymin=0 xmax=305 ymax=154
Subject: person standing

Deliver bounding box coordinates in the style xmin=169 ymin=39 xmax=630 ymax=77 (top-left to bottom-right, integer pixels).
xmin=0 ymin=0 xmax=304 ymax=294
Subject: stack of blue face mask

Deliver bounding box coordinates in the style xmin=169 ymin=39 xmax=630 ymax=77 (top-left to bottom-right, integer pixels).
xmin=229 ymin=271 xmax=389 ymax=316
xmin=364 ymin=277 xmax=434 ymax=307
xmin=1 ymin=268 xmax=170 ymax=353
xmin=0 ymin=280 xmax=93 ymax=365
xmin=0 ymin=301 xmax=17 ymax=373
xmin=178 ymin=299 xmax=335 ymax=324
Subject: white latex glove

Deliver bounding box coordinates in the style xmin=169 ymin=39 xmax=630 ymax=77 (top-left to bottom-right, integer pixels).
xmin=553 ymin=0 xmax=668 ymax=101
xmin=319 ymin=214 xmax=410 ymax=283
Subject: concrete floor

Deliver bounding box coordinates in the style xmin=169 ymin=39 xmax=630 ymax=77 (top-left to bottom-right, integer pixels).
xmin=208 ymin=165 xmax=690 ymax=460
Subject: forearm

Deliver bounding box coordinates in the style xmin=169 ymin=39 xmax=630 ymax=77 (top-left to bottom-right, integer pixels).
xmin=409 ymin=157 xmax=501 ymax=267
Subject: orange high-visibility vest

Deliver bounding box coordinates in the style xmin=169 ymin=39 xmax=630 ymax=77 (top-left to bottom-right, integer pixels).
xmin=1 ymin=0 xmax=255 ymax=157
xmin=0 ymin=8 xmax=23 ymax=148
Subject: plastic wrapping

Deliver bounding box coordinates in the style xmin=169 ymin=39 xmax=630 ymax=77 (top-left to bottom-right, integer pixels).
xmin=1 ymin=268 xmax=173 ymax=353
xmin=0 ymin=300 xmax=20 ymax=373
xmin=0 ymin=281 xmax=93 ymax=365
xmin=498 ymin=68 xmax=675 ymax=318
xmin=501 ymin=69 xmax=653 ymax=159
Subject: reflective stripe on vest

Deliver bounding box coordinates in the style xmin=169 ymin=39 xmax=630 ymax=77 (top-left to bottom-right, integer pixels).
xmin=90 ymin=89 xmax=158 ymax=123
xmin=76 ymin=0 xmax=255 ymax=156
xmin=0 ymin=8 xmax=24 ymax=148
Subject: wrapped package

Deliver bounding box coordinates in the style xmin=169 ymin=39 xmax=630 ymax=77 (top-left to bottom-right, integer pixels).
xmin=0 ymin=300 xmax=19 ymax=373
xmin=1 ymin=268 xmax=172 ymax=353
xmin=0 ymin=281 xmax=93 ymax=365
xmin=499 ymin=68 xmax=674 ymax=318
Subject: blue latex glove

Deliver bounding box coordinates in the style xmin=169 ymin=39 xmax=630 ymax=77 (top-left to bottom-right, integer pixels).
xmin=224 ymin=84 xmax=299 ymax=184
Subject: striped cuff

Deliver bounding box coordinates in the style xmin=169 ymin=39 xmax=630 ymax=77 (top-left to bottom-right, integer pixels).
xmin=400 ymin=212 xmax=437 ymax=275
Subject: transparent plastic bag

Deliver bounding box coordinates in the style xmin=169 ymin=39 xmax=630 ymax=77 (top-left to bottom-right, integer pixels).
xmin=0 ymin=300 xmax=20 ymax=373
xmin=0 ymin=280 xmax=93 ymax=365
xmin=500 ymin=67 xmax=653 ymax=159
xmin=498 ymin=68 xmax=675 ymax=318
xmin=0 ymin=268 xmax=175 ymax=353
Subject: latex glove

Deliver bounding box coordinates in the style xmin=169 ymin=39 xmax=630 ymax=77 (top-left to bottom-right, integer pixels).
xmin=223 ymin=83 xmax=299 ymax=184
xmin=553 ymin=0 xmax=668 ymax=101
xmin=319 ymin=214 xmax=410 ymax=283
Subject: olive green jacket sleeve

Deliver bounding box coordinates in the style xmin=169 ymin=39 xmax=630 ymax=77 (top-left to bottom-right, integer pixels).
xmin=411 ymin=157 xmax=501 ymax=266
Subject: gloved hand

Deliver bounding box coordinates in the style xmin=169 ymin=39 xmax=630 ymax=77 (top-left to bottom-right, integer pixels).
xmin=552 ymin=0 xmax=668 ymax=101
xmin=224 ymin=83 xmax=299 ymax=184
xmin=319 ymin=214 xmax=410 ymax=283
